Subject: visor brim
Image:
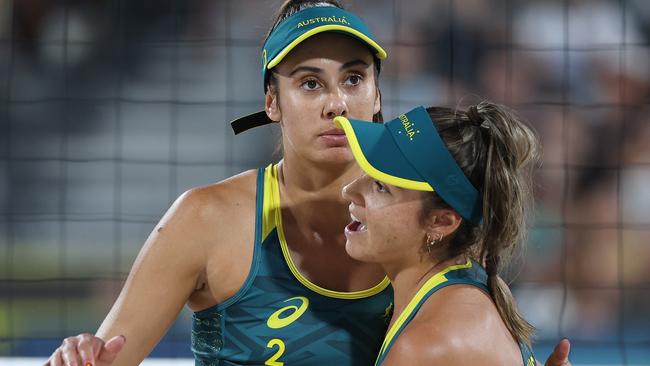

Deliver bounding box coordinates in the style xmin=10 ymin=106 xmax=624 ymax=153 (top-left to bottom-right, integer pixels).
xmin=334 ymin=116 xmax=432 ymax=191
xmin=267 ymin=25 xmax=387 ymax=71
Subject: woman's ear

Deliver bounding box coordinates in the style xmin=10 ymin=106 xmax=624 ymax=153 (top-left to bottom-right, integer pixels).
xmin=373 ymin=88 xmax=381 ymax=115
xmin=265 ymin=89 xmax=281 ymax=122
xmin=425 ymin=209 xmax=462 ymax=239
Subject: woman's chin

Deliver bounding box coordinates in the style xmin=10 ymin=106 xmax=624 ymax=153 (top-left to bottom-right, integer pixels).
xmin=314 ymin=146 xmax=355 ymax=165
xmin=345 ymin=238 xmax=374 ymax=263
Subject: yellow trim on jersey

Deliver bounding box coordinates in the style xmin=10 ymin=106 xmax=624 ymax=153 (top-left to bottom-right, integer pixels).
xmin=262 ymin=163 xmax=279 ymax=241
xmin=266 ymin=163 xmax=391 ymax=299
xmin=334 ymin=116 xmax=434 ymax=192
xmin=266 ymin=25 xmax=387 ymax=70
xmin=376 ymin=260 xmax=473 ymax=362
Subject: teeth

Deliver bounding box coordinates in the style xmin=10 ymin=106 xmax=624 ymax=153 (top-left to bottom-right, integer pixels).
xmin=358 ymin=224 xmax=367 ymax=231
xmin=351 ymin=213 xmax=363 ymax=224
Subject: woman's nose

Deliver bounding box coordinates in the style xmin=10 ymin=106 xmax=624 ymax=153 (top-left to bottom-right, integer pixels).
xmin=342 ymin=176 xmax=363 ymax=204
xmin=324 ymin=89 xmax=348 ymax=120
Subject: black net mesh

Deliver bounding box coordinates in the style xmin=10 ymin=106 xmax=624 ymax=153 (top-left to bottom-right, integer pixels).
xmin=1 ymin=0 xmax=649 ymax=363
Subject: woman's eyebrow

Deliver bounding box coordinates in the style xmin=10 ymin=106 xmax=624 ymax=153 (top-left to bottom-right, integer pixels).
xmin=289 ymin=66 xmax=322 ymax=77
xmin=341 ymin=59 xmax=369 ymax=70
xmin=288 ymin=59 xmax=369 ymax=77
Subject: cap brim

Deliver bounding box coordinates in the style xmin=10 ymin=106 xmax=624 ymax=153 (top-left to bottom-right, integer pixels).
xmin=267 ymin=25 xmax=387 ymax=71
xmin=334 ymin=116 xmax=432 ymax=191
xmin=230 ymin=111 xmax=276 ymax=135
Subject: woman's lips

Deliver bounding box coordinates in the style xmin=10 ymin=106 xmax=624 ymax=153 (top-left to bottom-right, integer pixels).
xmin=319 ymin=128 xmax=348 ymax=146
xmin=344 ymin=219 xmax=367 ymax=237
xmin=321 ymin=128 xmax=345 ymax=136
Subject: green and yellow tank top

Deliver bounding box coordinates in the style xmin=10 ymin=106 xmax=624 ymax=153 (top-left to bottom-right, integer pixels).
xmin=191 ymin=164 xmax=394 ymax=366
xmin=374 ymin=260 xmax=535 ymax=366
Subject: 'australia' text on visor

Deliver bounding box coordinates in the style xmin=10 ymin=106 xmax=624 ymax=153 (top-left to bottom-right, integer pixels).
xmin=297 ymin=16 xmax=351 ymax=28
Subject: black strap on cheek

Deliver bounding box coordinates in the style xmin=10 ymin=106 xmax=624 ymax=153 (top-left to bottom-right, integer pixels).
xmin=230 ymin=111 xmax=274 ymax=135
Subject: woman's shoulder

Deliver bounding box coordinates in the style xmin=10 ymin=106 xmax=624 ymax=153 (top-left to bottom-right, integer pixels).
xmin=385 ymin=285 xmax=521 ymax=365
xmin=186 ymin=168 xmax=258 ymax=198
xmin=166 ymin=169 xmax=260 ymax=236
xmin=423 ymin=283 xmax=497 ymax=324
xmin=407 ymin=284 xmax=499 ymax=345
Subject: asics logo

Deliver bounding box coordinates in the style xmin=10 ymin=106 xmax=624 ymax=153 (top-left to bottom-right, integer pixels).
xmin=266 ymin=296 xmax=309 ymax=329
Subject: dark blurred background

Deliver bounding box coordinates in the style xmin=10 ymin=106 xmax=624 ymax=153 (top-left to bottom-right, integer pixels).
xmin=1 ymin=0 xmax=649 ymax=364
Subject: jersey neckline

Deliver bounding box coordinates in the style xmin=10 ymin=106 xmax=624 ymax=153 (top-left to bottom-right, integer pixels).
xmin=266 ymin=163 xmax=391 ymax=300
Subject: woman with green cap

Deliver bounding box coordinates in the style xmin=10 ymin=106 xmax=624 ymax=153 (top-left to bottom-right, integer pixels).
xmin=47 ymin=2 xmax=391 ymax=365
xmin=337 ymin=102 xmax=547 ymax=365
xmin=45 ymin=1 xmax=570 ymax=365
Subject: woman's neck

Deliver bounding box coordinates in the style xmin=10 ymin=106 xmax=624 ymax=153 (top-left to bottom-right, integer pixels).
xmin=277 ymin=156 xmax=361 ymax=241
xmin=280 ymin=153 xmax=360 ymax=194
xmin=384 ymin=256 xmax=466 ymax=327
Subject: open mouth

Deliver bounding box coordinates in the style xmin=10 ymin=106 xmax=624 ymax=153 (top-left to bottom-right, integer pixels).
xmin=345 ymin=213 xmax=367 ymax=233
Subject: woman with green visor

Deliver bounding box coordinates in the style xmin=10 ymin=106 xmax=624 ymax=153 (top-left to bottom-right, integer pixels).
xmin=45 ymin=1 xmax=570 ymax=365
xmin=46 ymin=2 xmax=391 ymax=365
xmin=337 ymin=103 xmax=542 ymax=365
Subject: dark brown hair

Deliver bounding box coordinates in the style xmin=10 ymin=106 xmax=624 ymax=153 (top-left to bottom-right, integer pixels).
xmin=264 ymin=0 xmax=383 ymax=123
xmin=421 ymin=101 xmax=539 ymax=345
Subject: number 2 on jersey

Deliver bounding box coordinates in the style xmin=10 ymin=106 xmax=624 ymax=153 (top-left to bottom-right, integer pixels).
xmin=264 ymin=296 xmax=309 ymax=365
xmin=265 ymin=338 xmax=285 ymax=366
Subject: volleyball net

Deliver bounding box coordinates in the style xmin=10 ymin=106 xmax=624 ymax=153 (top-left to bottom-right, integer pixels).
xmin=1 ymin=0 xmax=649 ymax=364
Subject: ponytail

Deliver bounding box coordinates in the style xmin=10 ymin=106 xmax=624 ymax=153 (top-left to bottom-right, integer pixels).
xmin=422 ymin=101 xmax=539 ymax=345
xmin=486 ymin=256 xmax=535 ymax=346
xmin=478 ymin=101 xmax=538 ymax=345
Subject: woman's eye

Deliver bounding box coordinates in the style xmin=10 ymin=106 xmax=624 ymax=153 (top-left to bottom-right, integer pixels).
xmin=374 ymin=180 xmax=388 ymax=193
xmin=301 ymin=79 xmax=320 ymax=90
xmin=345 ymin=74 xmax=362 ymax=86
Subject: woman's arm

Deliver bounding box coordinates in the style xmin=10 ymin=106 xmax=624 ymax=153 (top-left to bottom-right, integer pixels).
xmin=94 ymin=189 xmax=211 ymax=364
xmin=46 ymin=186 xmax=235 ymax=366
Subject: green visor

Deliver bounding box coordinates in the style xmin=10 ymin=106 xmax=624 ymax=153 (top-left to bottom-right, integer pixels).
xmin=334 ymin=106 xmax=483 ymax=225
xmin=230 ymin=6 xmax=386 ymax=135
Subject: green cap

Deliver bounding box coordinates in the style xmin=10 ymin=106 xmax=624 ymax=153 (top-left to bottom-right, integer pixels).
xmin=335 ymin=107 xmax=483 ymax=225
xmin=231 ymin=6 xmax=386 ymax=135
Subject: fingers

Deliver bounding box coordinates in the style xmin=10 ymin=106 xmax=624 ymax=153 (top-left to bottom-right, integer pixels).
xmin=48 ymin=334 xmax=109 ymax=366
xmin=61 ymin=337 xmax=83 ymax=366
xmin=50 ymin=348 xmax=65 ymax=366
xmin=559 ymin=338 xmax=572 ymax=366
xmin=77 ymin=333 xmax=102 ymax=366
xmin=545 ymin=338 xmax=571 ymax=366
xmin=97 ymin=335 xmax=127 ymax=364
xmin=43 ymin=352 xmax=53 ymax=366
